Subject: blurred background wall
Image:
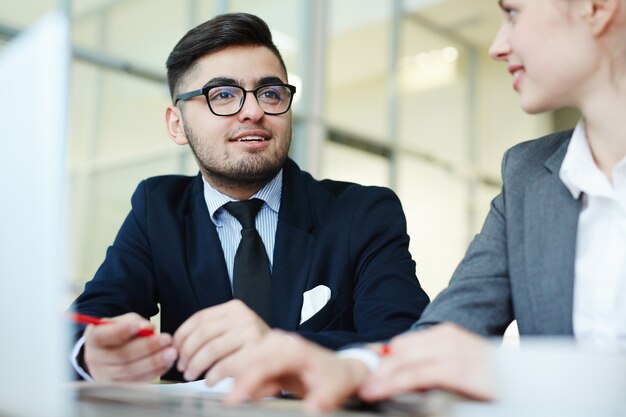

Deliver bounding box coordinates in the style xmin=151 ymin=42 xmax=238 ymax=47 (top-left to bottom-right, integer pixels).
xmin=0 ymin=0 xmax=579 ymax=303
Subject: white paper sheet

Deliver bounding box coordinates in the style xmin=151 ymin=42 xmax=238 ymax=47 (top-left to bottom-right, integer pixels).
xmin=157 ymin=377 xmax=234 ymax=395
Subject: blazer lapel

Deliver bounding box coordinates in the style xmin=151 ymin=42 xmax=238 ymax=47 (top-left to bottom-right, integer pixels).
xmin=185 ymin=175 xmax=233 ymax=310
xmin=271 ymin=160 xmax=316 ymax=330
xmin=524 ymin=137 xmax=581 ymax=335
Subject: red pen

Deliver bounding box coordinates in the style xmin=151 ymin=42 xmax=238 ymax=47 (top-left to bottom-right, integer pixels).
xmin=380 ymin=344 xmax=392 ymax=357
xmin=67 ymin=312 xmax=155 ymax=337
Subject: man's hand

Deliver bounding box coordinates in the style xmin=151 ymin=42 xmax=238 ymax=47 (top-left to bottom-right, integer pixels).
xmin=83 ymin=312 xmax=177 ymax=382
xmin=173 ymin=300 xmax=270 ymax=381
xmin=359 ymin=323 xmax=495 ymax=402
xmin=208 ymin=330 xmax=371 ymax=413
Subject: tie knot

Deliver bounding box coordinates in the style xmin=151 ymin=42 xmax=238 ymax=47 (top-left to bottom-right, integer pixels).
xmin=223 ymin=198 xmax=264 ymax=229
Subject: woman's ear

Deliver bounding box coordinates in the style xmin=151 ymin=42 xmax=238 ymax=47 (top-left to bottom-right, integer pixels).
xmin=580 ymin=0 xmax=620 ymax=36
xmin=165 ymin=105 xmax=189 ymax=145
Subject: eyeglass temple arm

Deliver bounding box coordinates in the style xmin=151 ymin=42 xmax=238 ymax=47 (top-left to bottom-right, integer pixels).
xmin=174 ymin=88 xmax=204 ymax=105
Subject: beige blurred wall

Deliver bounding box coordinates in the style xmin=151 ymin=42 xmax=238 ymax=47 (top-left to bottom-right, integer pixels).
xmin=0 ymin=0 xmax=568 ymax=302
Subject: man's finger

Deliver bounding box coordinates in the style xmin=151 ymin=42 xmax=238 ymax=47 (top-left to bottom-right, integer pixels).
xmin=217 ymin=333 xmax=301 ymax=404
xmin=183 ymin=332 xmax=242 ymax=381
xmin=85 ymin=321 xmax=151 ymax=348
xmin=94 ymin=346 xmax=178 ymax=382
xmin=173 ymin=304 xmax=229 ymax=348
xmin=90 ymin=333 xmax=172 ymax=365
xmin=175 ymin=320 xmax=228 ymax=371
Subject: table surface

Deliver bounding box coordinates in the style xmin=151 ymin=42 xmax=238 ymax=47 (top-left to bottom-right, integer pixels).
xmin=68 ymin=382 xmax=455 ymax=417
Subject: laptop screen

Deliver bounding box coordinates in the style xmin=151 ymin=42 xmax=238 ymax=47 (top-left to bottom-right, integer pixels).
xmin=0 ymin=12 xmax=71 ymax=417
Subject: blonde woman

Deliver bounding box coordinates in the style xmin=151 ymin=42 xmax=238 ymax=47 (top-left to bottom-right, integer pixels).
xmin=208 ymin=0 xmax=626 ymax=411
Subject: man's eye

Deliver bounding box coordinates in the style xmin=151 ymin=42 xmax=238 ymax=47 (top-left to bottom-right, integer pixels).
xmin=209 ymin=87 xmax=239 ymax=101
xmin=261 ymin=90 xmax=280 ymax=99
xmin=257 ymin=87 xmax=285 ymax=102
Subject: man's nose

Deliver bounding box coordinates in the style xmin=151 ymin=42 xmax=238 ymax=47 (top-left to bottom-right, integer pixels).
xmin=237 ymin=92 xmax=265 ymax=122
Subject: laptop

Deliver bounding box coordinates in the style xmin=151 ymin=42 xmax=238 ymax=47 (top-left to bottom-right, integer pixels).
xmin=0 ymin=12 xmax=71 ymax=417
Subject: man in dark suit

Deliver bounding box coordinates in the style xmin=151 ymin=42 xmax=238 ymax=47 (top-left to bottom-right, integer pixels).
xmin=70 ymin=12 xmax=429 ymax=383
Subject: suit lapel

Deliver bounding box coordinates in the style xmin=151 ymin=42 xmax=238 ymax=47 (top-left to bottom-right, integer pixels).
xmin=184 ymin=175 xmax=233 ymax=310
xmin=271 ymin=160 xmax=316 ymax=330
xmin=524 ymin=136 xmax=581 ymax=334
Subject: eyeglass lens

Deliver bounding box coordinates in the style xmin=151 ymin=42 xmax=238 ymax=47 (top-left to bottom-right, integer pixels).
xmin=207 ymin=85 xmax=292 ymax=115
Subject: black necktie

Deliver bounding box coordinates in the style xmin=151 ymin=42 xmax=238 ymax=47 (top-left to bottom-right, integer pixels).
xmin=223 ymin=198 xmax=272 ymax=323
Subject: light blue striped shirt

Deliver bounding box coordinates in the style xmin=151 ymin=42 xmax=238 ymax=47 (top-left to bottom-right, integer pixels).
xmin=202 ymin=171 xmax=282 ymax=287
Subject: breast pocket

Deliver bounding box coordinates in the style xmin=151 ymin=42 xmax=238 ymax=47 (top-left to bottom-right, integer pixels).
xmin=297 ymin=294 xmax=344 ymax=331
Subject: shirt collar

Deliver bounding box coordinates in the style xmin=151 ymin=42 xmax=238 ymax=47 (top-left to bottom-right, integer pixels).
xmin=559 ymin=120 xmax=616 ymax=199
xmin=202 ymin=170 xmax=283 ymax=225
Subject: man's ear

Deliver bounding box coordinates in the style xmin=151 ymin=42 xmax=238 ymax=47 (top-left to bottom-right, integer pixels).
xmin=579 ymin=0 xmax=620 ymax=36
xmin=165 ymin=105 xmax=189 ymax=145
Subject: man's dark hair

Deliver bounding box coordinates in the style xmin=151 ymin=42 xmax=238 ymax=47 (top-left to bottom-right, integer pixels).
xmin=165 ymin=12 xmax=287 ymax=100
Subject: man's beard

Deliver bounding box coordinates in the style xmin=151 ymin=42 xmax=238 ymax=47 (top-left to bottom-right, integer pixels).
xmin=184 ymin=124 xmax=291 ymax=190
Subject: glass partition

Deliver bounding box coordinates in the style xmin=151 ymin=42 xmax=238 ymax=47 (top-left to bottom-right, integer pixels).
xmin=0 ymin=0 xmax=555 ymax=299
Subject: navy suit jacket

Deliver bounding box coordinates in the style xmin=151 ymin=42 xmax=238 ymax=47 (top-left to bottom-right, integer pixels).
xmin=72 ymin=158 xmax=429 ymax=380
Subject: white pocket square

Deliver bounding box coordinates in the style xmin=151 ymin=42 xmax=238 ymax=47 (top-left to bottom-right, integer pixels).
xmin=299 ymin=285 xmax=331 ymax=325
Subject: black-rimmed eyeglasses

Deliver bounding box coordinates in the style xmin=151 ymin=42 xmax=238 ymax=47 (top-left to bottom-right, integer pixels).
xmin=174 ymin=83 xmax=297 ymax=116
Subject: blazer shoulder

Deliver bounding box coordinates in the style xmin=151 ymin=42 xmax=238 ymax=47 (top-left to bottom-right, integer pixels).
xmin=505 ymin=129 xmax=573 ymax=168
xmin=141 ymin=174 xmax=197 ymax=193
xmin=281 ymin=160 xmax=402 ymax=230
xmin=132 ymin=174 xmax=200 ymax=215
xmin=502 ymin=129 xmax=573 ymax=179
xmin=312 ymin=177 xmax=399 ymax=207
xmin=284 ymin=157 xmax=397 ymax=202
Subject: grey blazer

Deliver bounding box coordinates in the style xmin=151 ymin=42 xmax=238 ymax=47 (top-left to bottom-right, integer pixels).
xmin=414 ymin=129 xmax=581 ymax=337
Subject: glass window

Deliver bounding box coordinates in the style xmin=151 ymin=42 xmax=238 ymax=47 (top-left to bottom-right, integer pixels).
xmin=69 ymin=61 xmax=187 ymax=285
xmin=1 ymin=0 xmax=559 ymax=301
xmin=475 ymin=54 xmax=553 ymax=179
xmin=397 ymin=155 xmax=469 ymax=298
xmin=325 ymin=0 xmax=391 ymax=143
xmin=72 ymin=0 xmax=188 ymax=71
xmin=71 ymin=62 xmax=172 ymax=161
xmin=321 ymin=141 xmax=389 ymax=187
xmin=399 ymin=19 xmax=469 ymax=167
xmin=228 ymin=0 xmax=303 ymax=83
xmin=0 ymin=0 xmax=56 ymax=27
